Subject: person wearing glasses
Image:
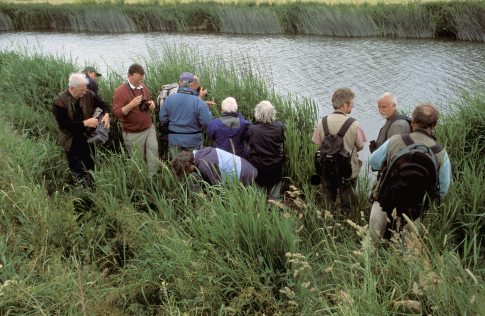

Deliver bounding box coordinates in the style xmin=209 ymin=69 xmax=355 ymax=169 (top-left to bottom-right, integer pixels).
xmin=113 ymin=63 xmax=159 ymax=176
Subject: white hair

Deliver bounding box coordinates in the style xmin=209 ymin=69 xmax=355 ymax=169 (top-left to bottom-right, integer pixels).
xmin=68 ymin=73 xmax=88 ymax=88
xmin=221 ymin=97 xmax=238 ymax=113
xmin=380 ymin=92 xmax=397 ymax=106
xmin=254 ymin=100 xmax=276 ymax=124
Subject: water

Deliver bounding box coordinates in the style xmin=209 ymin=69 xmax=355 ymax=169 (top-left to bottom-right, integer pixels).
xmin=1 ymin=31 xmax=484 ymax=147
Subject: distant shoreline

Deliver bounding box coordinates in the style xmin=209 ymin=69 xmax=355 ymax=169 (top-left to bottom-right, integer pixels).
xmin=0 ymin=1 xmax=484 ymax=41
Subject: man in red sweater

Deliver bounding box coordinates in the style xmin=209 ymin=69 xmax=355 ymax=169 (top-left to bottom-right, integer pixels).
xmin=113 ymin=64 xmax=159 ymax=176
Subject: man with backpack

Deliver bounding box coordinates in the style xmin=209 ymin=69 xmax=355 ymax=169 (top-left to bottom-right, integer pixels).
xmin=369 ymin=92 xmax=411 ymax=153
xmin=312 ymin=88 xmax=367 ymax=212
xmin=368 ymin=103 xmax=451 ymax=241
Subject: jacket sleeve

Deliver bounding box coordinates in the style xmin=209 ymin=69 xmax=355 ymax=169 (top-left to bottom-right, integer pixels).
xmin=196 ymin=160 xmax=220 ymax=185
xmin=207 ymin=119 xmax=217 ymax=140
xmin=52 ymin=102 xmax=85 ymax=135
xmin=198 ymin=100 xmax=213 ymax=129
xmin=112 ymin=86 xmax=127 ymax=119
xmin=439 ymin=152 xmax=452 ymax=198
xmin=159 ymin=101 xmax=169 ymax=124
xmin=369 ymin=139 xmax=389 ymax=171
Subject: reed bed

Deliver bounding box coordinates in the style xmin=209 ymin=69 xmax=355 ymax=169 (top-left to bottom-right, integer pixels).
xmin=0 ymin=50 xmax=484 ymax=314
xmin=0 ymin=1 xmax=484 ymax=41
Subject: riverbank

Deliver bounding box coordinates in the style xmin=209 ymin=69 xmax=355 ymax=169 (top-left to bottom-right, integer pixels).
xmin=0 ymin=50 xmax=484 ymax=314
xmin=0 ymin=1 xmax=484 ymax=41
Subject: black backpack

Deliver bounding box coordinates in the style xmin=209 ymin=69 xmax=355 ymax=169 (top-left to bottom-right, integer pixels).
xmin=376 ymin=134 xmax=442 ymax=221
xmin=314 ymin=116 xmax=356 ymax=186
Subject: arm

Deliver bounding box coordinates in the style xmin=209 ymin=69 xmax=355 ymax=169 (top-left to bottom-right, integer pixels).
xmin=439 ymin=152 xmax=452 ymax=198
xmin=198 ymin=100 xmax=213 ymax=129
xmin=311 ymin=120 xmax=323 ymax=145
xmin=355 ymin=125 xmax=367 ymax=152
xmin=52 ymin=102 xmax=97 ymax=133
xmin=206 ymin=119 xmax=217 ymax=140
xmin=112 ymin=86 xmax=142 ymax=118
xmin=369 ymin=139 xmax=389 ymax=171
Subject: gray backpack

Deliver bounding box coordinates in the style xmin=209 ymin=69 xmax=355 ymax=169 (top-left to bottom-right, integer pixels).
xmin=156 ymin=83 xmax=179 ymax=107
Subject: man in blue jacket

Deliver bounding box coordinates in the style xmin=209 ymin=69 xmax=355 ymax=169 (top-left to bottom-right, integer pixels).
xmin=159 ymin=72 xmax=212 ymax=155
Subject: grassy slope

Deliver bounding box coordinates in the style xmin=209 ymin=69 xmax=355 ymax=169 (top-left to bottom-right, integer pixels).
xmin=0 ymin=50 xmax=484 ymax=314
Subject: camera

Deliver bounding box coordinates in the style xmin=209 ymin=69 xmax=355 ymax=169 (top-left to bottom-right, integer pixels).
xmin=87 ymin=107 xmax=109 ymax=145
xmin=139 ymin=97 xmax=149 ymax=112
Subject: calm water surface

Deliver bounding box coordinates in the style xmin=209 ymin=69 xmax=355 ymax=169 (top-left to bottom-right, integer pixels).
xmin=1 ymin=32 xmax=484 ymax=153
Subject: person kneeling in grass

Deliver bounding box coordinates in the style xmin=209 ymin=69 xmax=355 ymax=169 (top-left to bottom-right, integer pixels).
xmin=171 ymin=147 xmax=258 ymax=186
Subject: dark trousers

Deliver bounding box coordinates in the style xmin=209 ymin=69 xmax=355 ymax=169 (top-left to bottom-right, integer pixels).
xmin=66 ymin=138 xmax=95 ymax=186
xmin=322 ymin=177 xmax=357 ymax=212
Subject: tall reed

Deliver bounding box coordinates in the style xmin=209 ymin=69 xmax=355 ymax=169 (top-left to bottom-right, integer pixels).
xmin=0 ymin=50 xmax=484 ymax=314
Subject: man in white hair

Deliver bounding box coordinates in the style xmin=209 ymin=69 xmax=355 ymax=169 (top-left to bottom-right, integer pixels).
xmin=207 ymin=97 xmax=251 ymax=158
xmin=369 ymin=92 xmax=411 ymax=153
xmin=52 ymin=73 xmax=110 ymax=185
xmin=245 ymin=100 xmax=285 ymax=200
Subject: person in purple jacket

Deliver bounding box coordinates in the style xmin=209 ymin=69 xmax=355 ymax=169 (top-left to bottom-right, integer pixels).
xmin=207 ymin=97 xmax=251 ymax=158
xmin=171 ymin=147 xmax=258 ymax=186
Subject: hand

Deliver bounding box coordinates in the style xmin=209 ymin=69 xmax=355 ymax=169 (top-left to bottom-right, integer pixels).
xmin=131 ymin=95 xmax=143 ymax=107
xmin=148 ymin=100 xmax=156 ymax=111
xmin=199 ymin=88 xmax=207 ymax=98
xmin=84 ymin=117 xmax=98 ymax=128
xmin=101 ymin=113 xmax=110 ymax=128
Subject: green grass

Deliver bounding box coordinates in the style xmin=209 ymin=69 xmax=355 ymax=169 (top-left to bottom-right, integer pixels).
xmin=0 ymin=50 xmax=484 ymax=314
xmin=0 ymin=1 xmax=484 ymax=40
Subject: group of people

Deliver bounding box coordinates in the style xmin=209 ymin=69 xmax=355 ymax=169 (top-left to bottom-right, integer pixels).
xmin=52 ymin=63 xmax=451 ymax=242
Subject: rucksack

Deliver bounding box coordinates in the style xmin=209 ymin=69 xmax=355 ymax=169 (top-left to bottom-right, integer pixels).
xmin=376 ymin=134 xmax=442 ymax=221
xmin=314 ymin=116 xmax=356 ymax=186
xmin=156 ymin=83 xmax=179 ymax=107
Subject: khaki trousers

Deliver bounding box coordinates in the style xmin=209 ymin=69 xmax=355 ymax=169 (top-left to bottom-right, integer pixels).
xmin=369 ymin=201 xmax=421 ymax=242
xmin=123 ymin=124 xmax=159 ymax=176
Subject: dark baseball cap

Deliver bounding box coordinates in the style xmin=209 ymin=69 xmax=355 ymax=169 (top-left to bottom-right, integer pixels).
xmin=179 ymin=72 xmax=195 ymax=84
xmin=83 ymin=66 xmax=102 ymax=77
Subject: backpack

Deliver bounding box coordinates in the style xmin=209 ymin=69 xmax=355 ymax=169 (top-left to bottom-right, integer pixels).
xmin=376 ymin=134 xmax=442 ymax=221
xmin=156 ymin=83 xmax=179 ymax=107
xmin=314 ymin=116 xmax=356 ymax=186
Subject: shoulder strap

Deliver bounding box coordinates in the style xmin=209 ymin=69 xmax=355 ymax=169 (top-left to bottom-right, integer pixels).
xmin=401 ymin=134 xmax=414 ymax=146
xmin=336 ymin=117 xmax=356 ymax=137
xmin=322 ymin=116 xmax=330 ymax=136
xmin=402 ymin=134 xmax=442 ymax=153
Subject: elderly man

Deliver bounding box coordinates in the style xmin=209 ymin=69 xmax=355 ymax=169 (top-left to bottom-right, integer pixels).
xmin=172 ymin=147 xmax=258 ymax=186
xmin=113 ymin=63 xmax=159 ymax=176
xmin=82 ymin=66 xmax=102 ymax=95
xmin=370 ymin=92 xmax=411 ymax=153
xmin=52 ymin=73 xmax=110 ymax=185
xmin=207 ymin=97 xmax=251 ymax=158
xmin=312 ymin=88 xmax=367 ymax=212
xmin=368 ymin=103 xmax=451 ymax=241
xmin=159 ymin=72 xmax=212 ymax=155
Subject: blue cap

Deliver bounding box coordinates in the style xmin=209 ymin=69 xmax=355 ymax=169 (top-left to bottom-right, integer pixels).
xmin=179 ymin=72 xmax=195 ymax=84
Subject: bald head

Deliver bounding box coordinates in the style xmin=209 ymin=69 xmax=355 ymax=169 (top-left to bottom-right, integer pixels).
xmin=412 ymin=103 xmax=439 ymax=130
xmin=377 ymin=92 xmax=397 ymax=119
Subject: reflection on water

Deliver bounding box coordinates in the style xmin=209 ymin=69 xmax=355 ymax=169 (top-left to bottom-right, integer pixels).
xmin=1 ymin=31 xmax=484 ymax=153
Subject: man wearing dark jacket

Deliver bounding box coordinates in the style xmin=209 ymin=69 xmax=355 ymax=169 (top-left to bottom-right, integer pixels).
xmin=53 ymin=73 xmax=110 ymax=184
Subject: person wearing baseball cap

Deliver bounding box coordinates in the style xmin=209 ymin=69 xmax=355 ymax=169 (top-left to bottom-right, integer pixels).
xmin=159 ymin=71 xmax=212 ymax=156
xmin=82 ymin=66 xmax=102 ymax=95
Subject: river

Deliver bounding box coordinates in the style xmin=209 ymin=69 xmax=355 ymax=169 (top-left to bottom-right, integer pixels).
xmin=1 ymin=31 xmax=484 ymax=146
